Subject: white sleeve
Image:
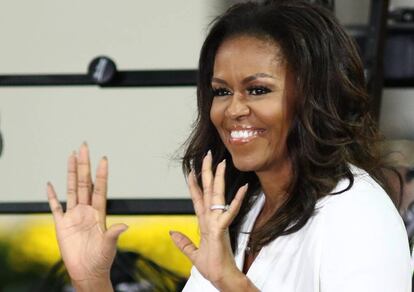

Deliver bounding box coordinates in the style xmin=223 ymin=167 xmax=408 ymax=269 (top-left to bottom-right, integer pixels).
xmin=319 ymin=182 xmax=412 ymax=292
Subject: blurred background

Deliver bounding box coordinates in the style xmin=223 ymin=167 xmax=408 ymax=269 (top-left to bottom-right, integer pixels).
xmin=0 ymin=0 xmax=413 ymax=291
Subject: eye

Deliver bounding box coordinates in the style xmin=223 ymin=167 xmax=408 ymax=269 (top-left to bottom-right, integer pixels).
xmin=212 ymin=87 xmax=232 ymax=97
xmin=247 ymin=86 xmax=271 ymax=95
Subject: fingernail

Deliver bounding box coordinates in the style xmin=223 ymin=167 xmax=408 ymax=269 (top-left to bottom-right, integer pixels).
xmin=222 ymin=159 xmax=226 ymax=166
xmin=169 ymin=230 xmax=177 ymax=236
xmin=244 ymin=183 xmax=249 ymax=189
xmin=102 ymin=156 xmax=108 ymax=161
xmin=82 ymin=141 xmax=88 ymax=147
xmin=207 ymin=150 xmax=212 ymax=157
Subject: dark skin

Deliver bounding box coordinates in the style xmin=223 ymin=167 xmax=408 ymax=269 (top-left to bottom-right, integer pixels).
xmin=210 ymin=35 xmax=295 ymax=275
xmin=242 ymin=191 xmax=288 ymax=274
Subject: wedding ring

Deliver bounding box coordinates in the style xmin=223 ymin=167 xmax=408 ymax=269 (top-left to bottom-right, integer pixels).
xmin=210 ymin=204 xmax=230 ymax=211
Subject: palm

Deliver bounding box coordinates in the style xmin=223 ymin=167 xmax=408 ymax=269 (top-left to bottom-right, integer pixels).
xmin=193 ymin=233 xmax=233 ymax=280
xmin=47 ymin=144 xmax=127 ymax=283
xmin=56 ymin=206 xmax=113 ymax=281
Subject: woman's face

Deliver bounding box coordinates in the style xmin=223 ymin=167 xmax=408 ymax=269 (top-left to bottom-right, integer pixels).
xmin=210 ymin=35 xmax=294 ymax=173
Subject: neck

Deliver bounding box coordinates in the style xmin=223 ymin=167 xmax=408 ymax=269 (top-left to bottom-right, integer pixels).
xmin=255 ymin=159 xmax=292 ymax=218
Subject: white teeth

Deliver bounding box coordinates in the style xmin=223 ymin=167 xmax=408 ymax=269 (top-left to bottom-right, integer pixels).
xmin=230 ymin=130 xmax=258 ymax=139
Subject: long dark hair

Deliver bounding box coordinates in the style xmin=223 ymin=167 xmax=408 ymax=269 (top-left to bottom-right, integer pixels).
xmin=182 ymin=0 xmax=389 ymax=253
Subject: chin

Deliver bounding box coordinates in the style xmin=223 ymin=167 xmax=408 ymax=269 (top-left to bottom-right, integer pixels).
xmin=231 ymin=157 xmax=261 ymax=172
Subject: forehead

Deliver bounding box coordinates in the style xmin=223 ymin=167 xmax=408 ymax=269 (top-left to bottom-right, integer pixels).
xmin=213 ymin=35 xmax=285 ymax=77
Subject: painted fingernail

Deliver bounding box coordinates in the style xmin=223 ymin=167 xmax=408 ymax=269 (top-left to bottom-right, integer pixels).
xmin=244 ymin=183 xmax=249 ymax=190
xmin=222 ymin=159 xmax=226 ymax=166
xmin=207 ymin=150 xmax=212 ymax=157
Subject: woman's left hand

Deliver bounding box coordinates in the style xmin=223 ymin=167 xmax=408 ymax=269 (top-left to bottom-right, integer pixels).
xmin=170 ymin=150 xmax=249 ymax=290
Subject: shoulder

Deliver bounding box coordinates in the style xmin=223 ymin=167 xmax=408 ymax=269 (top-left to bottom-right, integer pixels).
xmin=316 ymin=166 xmax=411 ymax=291
xmin=316 ymin=166 xmax=403 ymax=230
xmin=316 ymin=165 xmax=408 ymax=255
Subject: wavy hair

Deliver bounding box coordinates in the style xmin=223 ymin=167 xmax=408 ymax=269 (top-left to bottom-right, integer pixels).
xmin=182 ymin=0 xmax=390 ymax=253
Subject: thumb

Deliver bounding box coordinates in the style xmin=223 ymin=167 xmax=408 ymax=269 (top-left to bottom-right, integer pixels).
xmin=169 ymin=230 xmax=197 ymax=263
xmin=105 ymin=223 xmax=128 ymax=245
xmin=102 ymin=224 xmax=128 ymax=256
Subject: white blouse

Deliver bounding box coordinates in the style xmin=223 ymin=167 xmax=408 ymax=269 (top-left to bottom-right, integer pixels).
xmin=182 ymin=168 xmax=412 ymax=291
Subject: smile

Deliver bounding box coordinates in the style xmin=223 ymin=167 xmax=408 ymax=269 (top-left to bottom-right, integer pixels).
xmin=231 ymin=130 xmax=259 ymax=139
xmin=228 ymin=128 xmax=265 ymax=144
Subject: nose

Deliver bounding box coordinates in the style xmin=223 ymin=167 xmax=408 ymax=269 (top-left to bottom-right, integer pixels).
xmin=224 ymin=93 xmax=250 ymax=120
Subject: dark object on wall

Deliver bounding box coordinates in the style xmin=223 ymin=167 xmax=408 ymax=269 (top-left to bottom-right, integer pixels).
xmin=389 ymin=7 xmax=414 ymax=23
xmin=0 ymin=198 xmax=194 ymax=214
xmin=383 ymin=24 xmax=414 ymax=83
xmin=361 ymin=0 xmax=390 ymax=122
xmin=88 ymin=56 xmax=117 ymax=85
xmin=349 ymin=24 xmax=414 ymax=87
xmin=0 ymin=66 xmax=197 ymax=87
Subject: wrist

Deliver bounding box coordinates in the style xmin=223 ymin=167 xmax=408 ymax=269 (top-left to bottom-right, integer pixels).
xmin=72 ymin=277 xmax=113 ymax=292
xmin=213 ymin=270 xmax=259 ymax=292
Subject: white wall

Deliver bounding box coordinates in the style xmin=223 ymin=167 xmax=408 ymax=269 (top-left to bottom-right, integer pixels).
xmin=0 ymin=0 xmax=222 ymax=201
xmin=1 ymin=0 xmax=414 ymax=202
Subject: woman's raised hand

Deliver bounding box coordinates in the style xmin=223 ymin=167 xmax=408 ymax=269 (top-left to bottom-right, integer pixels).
xmin=170 ymin=151 xmax=249 ymax=290
xmin=47 ymin=143 xmax=127 ymax=290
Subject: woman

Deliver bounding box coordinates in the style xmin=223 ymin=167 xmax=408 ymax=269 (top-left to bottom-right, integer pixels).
xmin=47 ymin=0 xmax=411 ymax=291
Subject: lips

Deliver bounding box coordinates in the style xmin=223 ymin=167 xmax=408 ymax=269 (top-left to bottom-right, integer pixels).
xmin=227 ymin=126 xmax=265 ymax=144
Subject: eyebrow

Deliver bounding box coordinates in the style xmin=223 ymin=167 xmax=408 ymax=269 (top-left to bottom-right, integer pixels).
xmin=211 ymin=73 xmax=275 ymax=85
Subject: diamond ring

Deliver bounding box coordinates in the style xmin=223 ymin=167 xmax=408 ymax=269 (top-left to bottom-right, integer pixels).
xmin=210 ymin=204 xmax=230 ymax=211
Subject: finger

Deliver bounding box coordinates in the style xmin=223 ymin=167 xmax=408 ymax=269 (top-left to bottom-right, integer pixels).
xmin=169 ymin=231 xmax=198 ymax=263
xmin=221 ymin=183 xmax=248 ymax=226
xmin=77 ymin=142 xmax=93 ymax=205
xmin=66 ymin=151 xmax=78 ymax=210
xmin=47 ymin=182 xmax=63 ymax=221
xmin=92 ymin=157 xmax=108 ymax=227
xmin=201 ymin=150 xmax=213 ymax=207
xmin=188 ymin=169 xmax=205 ymax=217
xmin=210 ymin=159 xmax=226 ymax=210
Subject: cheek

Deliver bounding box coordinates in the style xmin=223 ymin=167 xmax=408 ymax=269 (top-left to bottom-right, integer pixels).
xmin=210 ymin=100 xmax=223 ymax=129
xmin=258 ymin=104 xmax=289 ymax=142
xmin=258 ymin=102 xmax=285 ymax=126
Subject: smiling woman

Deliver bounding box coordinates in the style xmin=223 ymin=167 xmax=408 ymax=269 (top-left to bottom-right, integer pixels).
xmin=210 ymin=35 xmax=293 ymax=174
xmin=180 ymin=0 xmax=411 ymax=291
xmin=48 ymin=1 xmax=411 ymax=291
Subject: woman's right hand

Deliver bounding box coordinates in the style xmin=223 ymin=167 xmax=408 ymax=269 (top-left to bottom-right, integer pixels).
xmin=47 ymin=143 xmax=128 ymax=290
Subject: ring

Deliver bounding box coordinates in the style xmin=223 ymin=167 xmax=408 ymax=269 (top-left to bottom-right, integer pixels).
xmin=210 ymin=204 xmax=230 ymax=211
